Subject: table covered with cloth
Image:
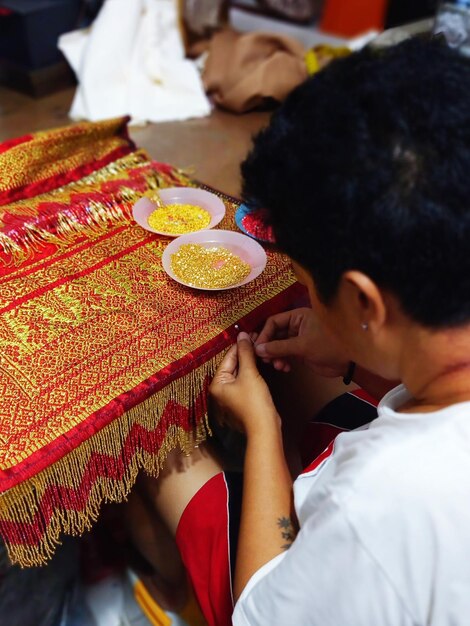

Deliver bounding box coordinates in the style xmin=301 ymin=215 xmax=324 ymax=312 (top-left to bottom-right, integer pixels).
xmin=0 ymin=117 xmax=303 ymax=567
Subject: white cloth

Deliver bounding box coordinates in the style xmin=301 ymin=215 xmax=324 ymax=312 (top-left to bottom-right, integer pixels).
xmin=58 ymin=0 xmax=211 ymax=124
xmin=233 ymin=385 xmax=470 ymax=625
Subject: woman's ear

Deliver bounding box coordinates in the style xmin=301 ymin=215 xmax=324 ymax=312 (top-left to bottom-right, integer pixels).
xmin=339 ymin=270 xmax=387 ymax=334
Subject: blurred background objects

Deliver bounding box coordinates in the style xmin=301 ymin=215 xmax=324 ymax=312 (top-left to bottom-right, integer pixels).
xmin=0 ymin=0 xmax=104 ymax=96
xmin=433 ymin=0 xmax=470 ymax=55
xmin=0 ymin=0 xmax=442 ymax=101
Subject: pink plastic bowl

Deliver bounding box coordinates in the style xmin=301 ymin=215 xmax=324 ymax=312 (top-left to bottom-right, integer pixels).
xmin=132 ymin=187 xmax=226 ymax=237
xmin=162 ymin=229 xmax=267 ymax=291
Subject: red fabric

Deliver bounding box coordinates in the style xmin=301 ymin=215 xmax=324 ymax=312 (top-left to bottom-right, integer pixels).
xmin=176 ymin=472 xmax=233 ymax=626
xmin=0 ymin=282 xmax=305 ymax=493
xmin=320 ymin=0 xmax=387 ymax=36
xmin=0 ymin=119 xmax=304 ymax=567
xmin=0 ymin=133 xmax=33 ymax=154
xmin=301 ymin=422 xmax=346 ymax=470
xmin=0 ymin=116 xmax=135 ymax=206
xmin=301 ymin=391 xmax=379 ymax=467
xmin=350 ymin=387 xmax=379 ymax=406
xmin=176 ymin=423 xmax=345 ymax=626
xmin=155 ymin=393 xmax=379 ymax=625
xmin=0 ymin=160 xmax=186 ymax=270
xmin=0 ymin=145 xmax=134 ymax=206
xmin=0 ymin=393 xmax=211 ymax=546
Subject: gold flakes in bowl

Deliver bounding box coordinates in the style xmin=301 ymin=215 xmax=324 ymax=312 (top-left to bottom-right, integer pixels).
xmin=171 ymin=243 xmax=251 ymax=289
xmin=148 ymin=203 xmax=211 ymax=235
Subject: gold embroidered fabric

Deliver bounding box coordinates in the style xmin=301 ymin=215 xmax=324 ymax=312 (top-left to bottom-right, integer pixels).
xmin=0 ymin=117 xmax=133 ymax=200
xmin=0 ymin=119 xmax=301 ymax=566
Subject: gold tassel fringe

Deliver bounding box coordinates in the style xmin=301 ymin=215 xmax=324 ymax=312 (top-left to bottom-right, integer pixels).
xmin=0 ymin=352 xmax=224 ymax=567
xmin=0 ymin=151 xmax=193 ymax=266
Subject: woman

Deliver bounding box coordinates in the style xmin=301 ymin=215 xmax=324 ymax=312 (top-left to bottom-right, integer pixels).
xmin=134 ymin=38 xmax=470 ymax=625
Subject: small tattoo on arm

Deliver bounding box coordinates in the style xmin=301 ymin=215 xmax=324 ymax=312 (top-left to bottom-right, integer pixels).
xmin=277 ymin=516 xmax=296 ymax=550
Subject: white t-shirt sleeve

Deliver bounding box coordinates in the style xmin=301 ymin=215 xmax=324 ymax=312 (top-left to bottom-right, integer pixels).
xmin=232 ymin=495 xmax=415 ymax=626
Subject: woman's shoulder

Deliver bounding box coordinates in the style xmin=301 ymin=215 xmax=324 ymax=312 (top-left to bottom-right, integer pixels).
xmin=299 ymin=397 xmax=470 ymax=521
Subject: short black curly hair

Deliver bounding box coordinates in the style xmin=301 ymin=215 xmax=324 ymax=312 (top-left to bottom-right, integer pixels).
xmin=241 ymin=38 xmax=470 ymax=328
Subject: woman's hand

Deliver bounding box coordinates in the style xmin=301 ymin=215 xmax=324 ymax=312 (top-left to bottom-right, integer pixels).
xmin=255 ymin=307 xmax=350 ymax=378
xmin=210 ymin=332 xmax=280 ymax=436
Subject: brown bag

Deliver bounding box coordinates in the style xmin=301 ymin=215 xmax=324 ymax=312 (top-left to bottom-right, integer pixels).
xmin=203 ymin=29 xmax=308 ymax=113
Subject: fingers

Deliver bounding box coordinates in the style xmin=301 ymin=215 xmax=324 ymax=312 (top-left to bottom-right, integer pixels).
xmin=236 ymin=332 xmax=258 ymax=372
xmin=213 ymin=327 xmax=285 ymax=391
xmin=273 ymin=358 xmax=291 ymax=372
xmin=255 ymin=335 xmax=303 ymax=360
xmin=255 ymin=311 xmax=293 ymax=346
xmin=214 ymin=343 xmax=238 ymax=379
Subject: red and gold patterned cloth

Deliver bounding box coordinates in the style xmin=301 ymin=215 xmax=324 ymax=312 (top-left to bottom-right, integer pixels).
xmin=0 ymin=118 xmax=303 ymax=566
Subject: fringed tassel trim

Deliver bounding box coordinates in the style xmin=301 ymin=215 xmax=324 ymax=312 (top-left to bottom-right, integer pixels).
xmin=0 ymin=353 xmax=223 ymax=567
xmin=0 ymin=151 xmax=192 ymax=266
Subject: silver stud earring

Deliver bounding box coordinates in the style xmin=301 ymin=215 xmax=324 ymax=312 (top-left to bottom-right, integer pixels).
xmin=361 ymin=322 xmax=369 ymax=331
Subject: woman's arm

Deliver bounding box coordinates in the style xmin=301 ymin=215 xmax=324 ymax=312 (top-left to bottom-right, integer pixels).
xmin=234 ymin=415 xmax=295 ymax=600
xmin=210 ymin=333 xmax=297 ymax=600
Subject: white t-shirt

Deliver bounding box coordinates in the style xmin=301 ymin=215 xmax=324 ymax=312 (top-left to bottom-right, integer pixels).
xmin=232 ymin=385 xmax=470 ymax=626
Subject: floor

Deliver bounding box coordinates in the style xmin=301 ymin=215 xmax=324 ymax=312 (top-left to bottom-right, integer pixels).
xmin=0 ymin=84 xmax=271 ymax=198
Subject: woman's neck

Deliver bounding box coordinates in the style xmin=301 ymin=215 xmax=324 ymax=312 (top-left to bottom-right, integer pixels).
xmin=398 ymin=324 xmax=470 ymax=413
